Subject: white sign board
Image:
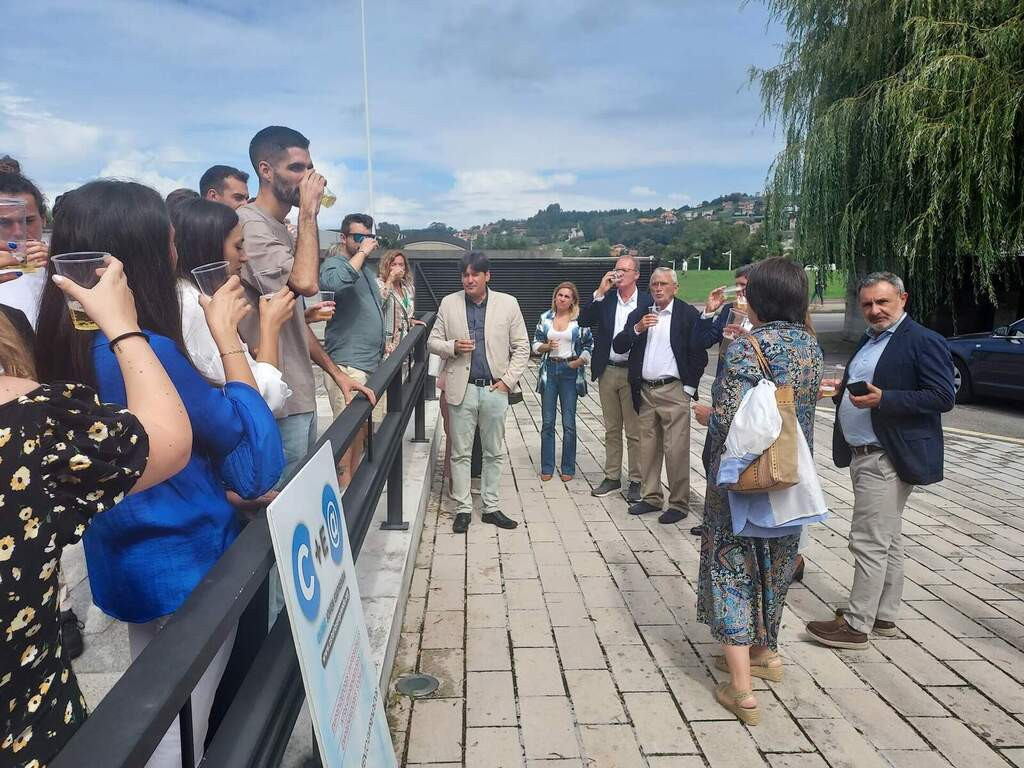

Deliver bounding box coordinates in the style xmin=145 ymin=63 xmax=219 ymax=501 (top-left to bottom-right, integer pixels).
xmin=267 ymin=443 xmax=396 ymax=768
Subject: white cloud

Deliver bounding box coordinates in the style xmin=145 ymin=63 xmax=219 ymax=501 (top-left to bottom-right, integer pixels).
xmin=630 ymin=185 xmax=657 ymax=197
xmin=0 ymin=83 xmax=103 ymax=170
xmin=99 ymin=151 xmax=190 ymax=198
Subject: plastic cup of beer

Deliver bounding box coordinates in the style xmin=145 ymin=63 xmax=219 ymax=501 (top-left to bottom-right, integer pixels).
xmin=0 ymin=198 xmax=27 ymax=272
xmin=254 ymin=269 xmax=278 ymax=300
xmin=52 ymin=252 xmax=109 ymax=331
xmin=321 ymin=186 xmax=337 ymax=209
xmin=821 ymin=365 xmax=844 ymax=397
xmin=722 ymin=308 xmax=749 ymax=340
xmin=315 ymin=290 xmax=335 ymax=321
xmin=191 ymin=261 xmax=230 ymax=297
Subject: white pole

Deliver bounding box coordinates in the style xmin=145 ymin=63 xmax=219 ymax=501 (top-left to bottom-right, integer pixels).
xmin=359 ymin=0 xmax=375 ymax=222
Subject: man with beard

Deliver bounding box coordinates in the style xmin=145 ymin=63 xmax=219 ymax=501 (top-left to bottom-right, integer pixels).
xmin=238 ymin=126 xmax=374 ymax=483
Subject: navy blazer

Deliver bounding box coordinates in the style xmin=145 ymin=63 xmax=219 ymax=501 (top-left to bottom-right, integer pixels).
xmin=612 ymin=298 xmax=709 ymax=412
xmin=832 ymin=315 xmax=955 ymax=486
xmin=578 ymin=288 xmax=653 ymax=381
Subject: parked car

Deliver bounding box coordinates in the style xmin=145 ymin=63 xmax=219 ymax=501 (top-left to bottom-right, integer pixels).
xmin=946 ymin=318 xmax=1024 ymax=403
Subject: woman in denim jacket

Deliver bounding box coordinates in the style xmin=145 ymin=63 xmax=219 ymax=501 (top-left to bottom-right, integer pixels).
xmin=533 ymin=282 xmax=593 ymax=481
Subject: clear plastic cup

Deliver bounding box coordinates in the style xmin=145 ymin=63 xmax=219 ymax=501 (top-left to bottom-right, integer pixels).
xmin=648 ymin=305 xmax=660 ymax=324
xmin=254 ymin=269 xmax=278 ymax=299
xmin=321 ymin=186 xmax=337 ymax=209
xmin=52 ymin=252 xmax=109 ymax=331
xmin=722 ymin=308 xmax=749 ymax=340
xmin=191 ymin=261 xmax=230 ymax=297
xmin=310 ymin=290 xmax=335 ymax=321
xmin=821 ymin=364 xmax=845 ymax=397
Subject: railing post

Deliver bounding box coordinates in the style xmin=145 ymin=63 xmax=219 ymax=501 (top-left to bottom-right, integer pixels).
xmin=412 ymin=328 xmax=429 ymax=443
xmin=380 ymin=367 xmax=409 ymax=531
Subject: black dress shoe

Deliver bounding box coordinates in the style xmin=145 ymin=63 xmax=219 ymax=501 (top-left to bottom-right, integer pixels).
xmin=628 ymin=500 xmax=661 ymax=516
xmin=591 ymin=478 xmax=622 ymax=497
xmin=61 ymin=609 xmax=85 ymax=660
xmin=690 ymin=525 xmax=703 ymax=536
xmin=482 ymin=510 xmax=519 ymax=529
xmin=624 ymin=481 xmax=642 ymax=504
xmin=453 ymin=512 xmax=472 ymax=534
xmin=658 ymin=508 xmax=688 ymax=524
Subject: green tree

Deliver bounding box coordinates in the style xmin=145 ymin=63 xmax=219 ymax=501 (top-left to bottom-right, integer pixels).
xmin=589 ymin=239 xmax=611 ymax=259
xmin=756 ymin=0 xmax=1024 ymax=328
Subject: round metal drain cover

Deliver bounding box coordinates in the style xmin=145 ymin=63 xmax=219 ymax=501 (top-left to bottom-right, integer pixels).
xmin=396 ymin=674 xmax=439 ymax=698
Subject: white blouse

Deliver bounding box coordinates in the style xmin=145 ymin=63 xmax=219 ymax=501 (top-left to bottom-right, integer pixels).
xmin=546 ymin=326 xmax=574 ymax=358
xmin=177 ymin=280 xmax=292 ymax=416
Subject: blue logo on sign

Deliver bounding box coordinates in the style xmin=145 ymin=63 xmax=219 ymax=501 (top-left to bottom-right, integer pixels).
xmin=291 ymin=523 xmax=320 ymax=621
xmin=322 ymin=485 xmax=343 ymax=565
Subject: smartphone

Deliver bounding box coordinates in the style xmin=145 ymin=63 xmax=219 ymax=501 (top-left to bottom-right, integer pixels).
xmin=846 ymin=380 xmax=870 ymax=397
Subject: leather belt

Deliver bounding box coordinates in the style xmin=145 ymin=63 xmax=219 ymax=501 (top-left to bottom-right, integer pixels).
xmin=470 ymin=377 xmax=496 ymax=387
xmin=606 ymin=360 xmax=629 ymax=368
xmin=850 ymin=444 xmax=884 ymax=456
xmin=642 ymin=376 xmax=679 ymax=388
xmin=547 ymin=356 xmax=577 ymax=363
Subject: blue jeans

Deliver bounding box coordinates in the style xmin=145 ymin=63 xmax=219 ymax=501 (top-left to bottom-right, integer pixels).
xmin=275 ymin=411 xmax=318 ymax=488
xmin=541 ymin=360 xmax=578 ymax=476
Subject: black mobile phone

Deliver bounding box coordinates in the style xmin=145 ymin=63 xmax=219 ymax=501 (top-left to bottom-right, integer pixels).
xmin=846 ymin=380 xmax=870 ymax=397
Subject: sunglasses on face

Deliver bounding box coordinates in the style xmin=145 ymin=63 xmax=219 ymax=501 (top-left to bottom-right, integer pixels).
xmin=350 ymin=233 xmax=377 ymax=243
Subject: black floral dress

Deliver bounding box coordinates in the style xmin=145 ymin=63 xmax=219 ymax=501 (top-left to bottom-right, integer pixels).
xmin=696 ymin=322 xmax=823 ymax=649
xmin=0 ymin=383 xmax=148 ymax=768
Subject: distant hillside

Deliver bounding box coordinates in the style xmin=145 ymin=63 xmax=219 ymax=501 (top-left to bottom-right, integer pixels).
xmin=377 ymin=192 xmax=781 ymax=269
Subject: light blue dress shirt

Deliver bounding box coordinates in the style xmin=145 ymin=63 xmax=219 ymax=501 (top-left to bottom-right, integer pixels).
xmin=838 ymin=312 xmax=907 ymax=446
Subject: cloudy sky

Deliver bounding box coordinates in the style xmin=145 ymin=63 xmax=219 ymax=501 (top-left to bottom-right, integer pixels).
xmin=2 ymin=0 xmax=786 ymax=229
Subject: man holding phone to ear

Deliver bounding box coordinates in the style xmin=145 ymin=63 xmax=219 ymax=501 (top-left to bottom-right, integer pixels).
xmin=807 ymin=272 xmax=955 ymax=650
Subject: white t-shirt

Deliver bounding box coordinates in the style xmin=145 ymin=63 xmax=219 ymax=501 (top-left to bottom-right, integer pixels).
xmin=0 ymin=271 xmax=46 ymax=328
xmin=547 ymin=326 xmax=574 ymax=358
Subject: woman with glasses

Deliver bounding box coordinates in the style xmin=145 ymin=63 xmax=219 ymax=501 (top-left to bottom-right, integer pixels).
xmin=533 ymin=282 xmax=592 ymax=481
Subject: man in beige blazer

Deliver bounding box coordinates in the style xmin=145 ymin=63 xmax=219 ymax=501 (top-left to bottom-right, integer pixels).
xmin=428 ymin=252 xmax=530 ymax=533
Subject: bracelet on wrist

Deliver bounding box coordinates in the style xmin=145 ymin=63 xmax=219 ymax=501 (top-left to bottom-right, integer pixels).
xmin=220 ymin=349 xmax=245 ymax=358
xmin=108 ymin=331 xmax=149 ymax=353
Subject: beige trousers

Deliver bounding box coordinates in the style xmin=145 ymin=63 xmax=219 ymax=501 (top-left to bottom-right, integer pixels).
xmin=845 ymin=451 xmax=913 ymax=634
xmin=598 ymin=364 xmax=641 ymax=483
xmin=325 ymin=365 xmax=385 ymax=422
xmin=638 ymin=381 xmax=691 ymax=510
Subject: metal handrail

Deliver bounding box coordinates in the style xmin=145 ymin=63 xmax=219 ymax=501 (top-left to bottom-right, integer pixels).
xmin=53 ymin=313 xmax=436 ymax=768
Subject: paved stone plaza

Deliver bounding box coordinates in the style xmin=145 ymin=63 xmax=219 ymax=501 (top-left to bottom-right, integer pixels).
xmin=389 ymin=365 xmax=1024 ymax=768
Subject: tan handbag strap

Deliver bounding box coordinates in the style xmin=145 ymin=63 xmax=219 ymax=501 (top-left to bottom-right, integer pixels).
xmin=745 ymin=333 xmax=776 ymax=383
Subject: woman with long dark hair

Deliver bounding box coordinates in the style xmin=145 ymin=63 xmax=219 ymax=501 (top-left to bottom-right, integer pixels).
xmin=35 ymin=180 xmax=284 ymax=767
xmin=1 ymin=257 xmax=192 ymax=767
xmin=171 ymin=197 xmax=294 ymax=413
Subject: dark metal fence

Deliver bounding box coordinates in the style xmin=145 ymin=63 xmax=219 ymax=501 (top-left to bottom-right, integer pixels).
xmin=53 ymin=314 xmax=437 ymax=768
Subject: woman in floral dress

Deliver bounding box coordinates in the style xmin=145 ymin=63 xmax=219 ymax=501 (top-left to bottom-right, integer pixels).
xmin=694 ymin=257 xmax=823 ymax=725
xmin=1 ymin=258 xmax=191 ymax=767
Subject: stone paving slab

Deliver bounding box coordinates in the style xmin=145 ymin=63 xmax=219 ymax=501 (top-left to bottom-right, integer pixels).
xmin=389 ymin=363 xmax=1024 ymax=767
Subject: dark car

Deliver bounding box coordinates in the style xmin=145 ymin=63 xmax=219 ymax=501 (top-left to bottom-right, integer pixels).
xmin=947 ymin=318 xmax=1024 ymax=403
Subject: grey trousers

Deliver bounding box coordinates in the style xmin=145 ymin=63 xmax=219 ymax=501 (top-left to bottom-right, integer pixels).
xmin=845 ymin=451 xmax=913 ymax=634
xmin=598 ymin=365 xmax=641 ymax=484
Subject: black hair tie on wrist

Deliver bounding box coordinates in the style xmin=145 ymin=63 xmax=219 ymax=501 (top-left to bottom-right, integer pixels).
xmin=108 ymin=331 xmax=150 ymax=352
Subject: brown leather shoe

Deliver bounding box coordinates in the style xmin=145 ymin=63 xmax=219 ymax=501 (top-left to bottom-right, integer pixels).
xmin=541 ymin=474 xmax=553 ymax=481
xmin=806 ymin=615 xmax=869 ymax=650
xmin=834 ymin=608 xmax=898 ymax=637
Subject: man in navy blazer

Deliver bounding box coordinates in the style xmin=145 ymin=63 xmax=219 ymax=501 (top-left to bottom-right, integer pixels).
xmin=807 ymin=272 xmax=954 ymax=650
xmin=612 ymin=267 xmax=708 ymax=524
xmin=578 ymin=256 xmax=652 ymax=502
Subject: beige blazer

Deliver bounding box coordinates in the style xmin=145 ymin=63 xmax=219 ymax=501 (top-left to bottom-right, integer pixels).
xmin=428 ymin=289 xmax=530 ymax=406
